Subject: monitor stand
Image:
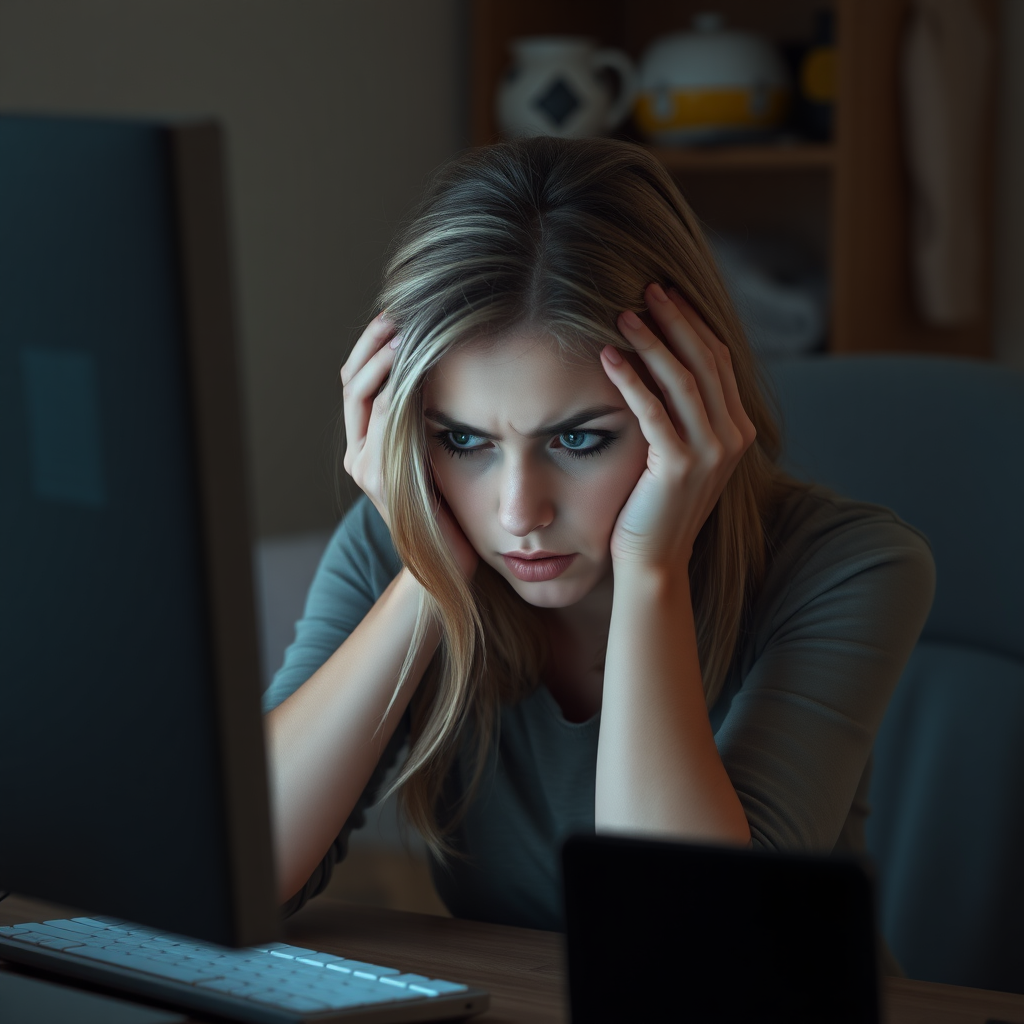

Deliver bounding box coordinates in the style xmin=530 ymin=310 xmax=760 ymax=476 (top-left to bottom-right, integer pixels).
xmin=0 ymin=970 xmax=186 ymax=1024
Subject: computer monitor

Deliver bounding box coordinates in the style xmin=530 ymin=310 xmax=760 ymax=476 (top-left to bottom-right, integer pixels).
xmin=0 ymin=114 xmax=279 ymax=948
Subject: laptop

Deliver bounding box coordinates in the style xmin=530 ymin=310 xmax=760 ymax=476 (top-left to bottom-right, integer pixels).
xmin=562 ymin=834 xmax=881 ymax=1024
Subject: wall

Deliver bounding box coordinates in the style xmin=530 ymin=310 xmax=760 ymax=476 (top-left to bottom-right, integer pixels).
xmin=993 ymin=0 xmax=1024 ymax=368
xmin=1 ymin=0 xmax=1019 ymax=536
xmin=0 ymin=0 xmax=466 ymax=536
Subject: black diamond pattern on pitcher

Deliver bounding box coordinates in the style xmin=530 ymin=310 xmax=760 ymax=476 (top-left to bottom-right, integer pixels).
xmin=534 ymin=78 xmax=580 ymax=127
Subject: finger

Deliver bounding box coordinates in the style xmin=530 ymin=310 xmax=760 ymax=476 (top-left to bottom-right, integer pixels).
xmin=600 ymin=343 xmax=695 ymax=468
xmin=670 ymin=289 xmax=757 ymax=450
xmin=645 ymin=284 xmax=738 ymax=448
xmin=616 ymin=309 xmax=717 ymax=453
xmin=342 ymin=340 xmax=397 ymax=454
xmin=340 ymin=311 xmax=396 ymax=387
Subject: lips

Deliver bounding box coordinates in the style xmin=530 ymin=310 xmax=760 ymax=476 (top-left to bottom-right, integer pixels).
xmin=501 ymin=551 xmax=577 ymax=582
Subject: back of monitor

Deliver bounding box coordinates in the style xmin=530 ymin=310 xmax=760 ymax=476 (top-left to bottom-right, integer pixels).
xmin=0 ymin=115 xmax=278 ymax=947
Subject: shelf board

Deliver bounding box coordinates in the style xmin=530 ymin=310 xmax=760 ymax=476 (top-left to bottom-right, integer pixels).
xmin=647 ymin=142 xmax=836 ymax=172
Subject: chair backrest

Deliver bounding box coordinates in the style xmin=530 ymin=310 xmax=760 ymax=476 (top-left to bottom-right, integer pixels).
xmin=766 ymin=354 xmax=1024 ymax=994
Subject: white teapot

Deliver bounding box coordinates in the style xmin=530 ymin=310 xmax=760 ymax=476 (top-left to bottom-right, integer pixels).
xmin=635 ymin=13 xmax=790 ymax=145
xmin=497 ymin=36 xmax=637 ymax=139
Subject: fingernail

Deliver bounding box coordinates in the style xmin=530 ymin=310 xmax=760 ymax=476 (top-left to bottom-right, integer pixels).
xmin=621 ymin=309 xmax=643 ymax=330
xmin=389 ymin=334 xmax=403 ymax=350
xmin=602 ymin=344 xmax=623 ymax=365
xmin=649 ymin=282 xmax=669 ymax=303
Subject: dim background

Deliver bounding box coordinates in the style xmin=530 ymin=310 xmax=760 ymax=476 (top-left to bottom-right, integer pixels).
xmin=2 ymin=0 xmax=1022 ymax=912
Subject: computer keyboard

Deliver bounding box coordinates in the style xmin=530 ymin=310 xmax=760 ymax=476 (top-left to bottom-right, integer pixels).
xmin=0 ymin=916 xmax=488 ymax=1023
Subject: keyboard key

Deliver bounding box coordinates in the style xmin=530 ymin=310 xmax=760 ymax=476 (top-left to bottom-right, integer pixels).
xmin=246 ymin=961 xmax=295 ymax=977
xmin=383 ymin=973 xmax=434 ymax=988
xmin=266 ymin=944 xmax=316 ymax=958
xmin=271 ymin=959 xmax=327 ymax=979
xmin=75 ymin=947 xmax=151 ymax=969
xmin=196 ymin=977 xmax=259 ymax=996
xmin=71 ymin=917 xmax=118 ymax=931
xmin=324 ymin=958 xmax=400 ymax=978
xmin=310 ymin=986 xmax=418 ymax=1010
xmin=271 ymin=994 xmax=331 ymax=1013
xmin=36 ymin=937 xmax=86 ymax=951
xmin=225 ymin=961 xmax=270 ymax=976
xmin=353 ymin=967 xmax=402 ymax=981
xmin=24 ymin=923 xmax=92 ymax=943
xmin=247 ymin=985 xmax=393 ymax=1010
xmin=43 ymin=919 xmax=97 ymax=935
xmin=154 ymin=963 xmax=223 ymax=984
xmin=171 ymin=943 xmax=219 ymax=956
xmin=167 ymin=964 xmax=226 ymax=979
xmin=410 ymin=979 xmax=470 ymax=996
xmin=295 ymin=953 xmax=346 ymax=966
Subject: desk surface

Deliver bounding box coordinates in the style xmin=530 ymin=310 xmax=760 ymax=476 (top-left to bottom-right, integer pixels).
xmin=3 ymin=893 xmax=1024 ymax=1024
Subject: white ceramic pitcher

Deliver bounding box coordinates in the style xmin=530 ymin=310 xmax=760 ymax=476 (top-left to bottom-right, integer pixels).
xmin=497 ymin=36 xmax=637 ymax=139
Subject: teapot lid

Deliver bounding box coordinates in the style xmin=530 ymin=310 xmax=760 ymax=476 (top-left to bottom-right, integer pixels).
xmin=692 ymin=12 xmax=725 ymax=33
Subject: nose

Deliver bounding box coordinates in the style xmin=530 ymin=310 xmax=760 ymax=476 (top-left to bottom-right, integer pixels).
xmin=498 ymin=455 xmax=555 ymax=538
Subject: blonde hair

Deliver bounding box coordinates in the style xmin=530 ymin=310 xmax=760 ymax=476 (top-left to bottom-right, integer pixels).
xmin=371 ymin=136 xmax=782 ymax=857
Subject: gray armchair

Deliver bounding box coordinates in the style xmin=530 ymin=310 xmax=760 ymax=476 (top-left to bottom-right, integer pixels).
xmin=766 ymin=354 xmax=1024 ymax=994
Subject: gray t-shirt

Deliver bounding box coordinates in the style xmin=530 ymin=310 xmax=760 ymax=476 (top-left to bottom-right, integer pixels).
xmin=263 ymin=478 xmax=936 ymax=929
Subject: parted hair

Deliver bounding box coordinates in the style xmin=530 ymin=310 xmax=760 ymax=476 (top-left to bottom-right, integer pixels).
xmin=371 ymin=136 xmax=782 ymax=858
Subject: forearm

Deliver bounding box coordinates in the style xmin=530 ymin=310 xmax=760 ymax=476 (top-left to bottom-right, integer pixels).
xmin=595 ymin=567 xmax=750 ymax=844
xmin=265 ymin=567 xmax=439 ymax=902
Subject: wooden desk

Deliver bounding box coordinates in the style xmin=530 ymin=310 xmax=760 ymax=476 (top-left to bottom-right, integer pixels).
xmin=3 ymin=893 xmax=1024 ymax=1024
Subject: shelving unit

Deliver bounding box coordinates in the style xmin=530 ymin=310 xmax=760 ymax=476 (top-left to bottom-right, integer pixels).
xmin=469 ymin=0 xmax=996 ymax=358
xmin=649 ymin=143 xmax=836 ymax=173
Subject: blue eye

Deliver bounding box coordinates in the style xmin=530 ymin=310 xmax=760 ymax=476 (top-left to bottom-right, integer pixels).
xmin=436 ymin=430 xmax=488 ymax=457
xmin=560 ymin=432 xmax=589 ymax=449
xmin=433 ymin=428 xmax=617 ymax=460
xmin=556 ymin=431 xmax=617 ymax=458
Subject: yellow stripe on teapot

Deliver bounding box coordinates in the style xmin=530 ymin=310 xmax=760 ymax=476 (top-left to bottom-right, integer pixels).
xmin=635 ymin=13 xmax=791 ymax=146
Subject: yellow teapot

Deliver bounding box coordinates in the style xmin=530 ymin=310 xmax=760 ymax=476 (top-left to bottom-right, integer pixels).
xmin=635 ymin=13 xmax=791 ymax=145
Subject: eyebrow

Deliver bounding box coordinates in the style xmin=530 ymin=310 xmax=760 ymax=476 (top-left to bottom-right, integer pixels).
xmin=424 ymin=404 xmax=624 ymax=440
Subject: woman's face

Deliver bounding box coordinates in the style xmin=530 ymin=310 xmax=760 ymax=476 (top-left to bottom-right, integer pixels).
xmin=422 ymin=333 xmax=649 ymax=608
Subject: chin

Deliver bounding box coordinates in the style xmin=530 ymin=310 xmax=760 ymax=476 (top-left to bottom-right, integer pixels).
xmin=501 ymin=569 xmax=602 ymax=609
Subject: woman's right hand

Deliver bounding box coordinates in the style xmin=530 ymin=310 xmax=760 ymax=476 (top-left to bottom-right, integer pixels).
xmin=341 ymin=312 xmax=399 ymax=526
xmin=340 ymin=314 xmax=479 ymax=580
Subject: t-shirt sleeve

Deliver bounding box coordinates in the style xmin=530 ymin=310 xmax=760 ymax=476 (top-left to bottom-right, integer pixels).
xmin=713 ymin=495 xmax=937 ymax=851
xmin=262 ymin=496 xmax=409 ymax=916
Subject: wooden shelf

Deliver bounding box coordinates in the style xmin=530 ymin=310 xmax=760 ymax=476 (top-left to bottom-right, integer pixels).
xmin=647 ymin=142 xmax=836 ymax=173
xmin=470 ymin=0 xmax=996 ymax=358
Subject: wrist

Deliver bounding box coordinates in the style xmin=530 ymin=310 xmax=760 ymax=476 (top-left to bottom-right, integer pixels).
xmin=611 ymin=557 xmax=691 ymax=601
xmin=391 ymin=566 xmax=445 ymax=652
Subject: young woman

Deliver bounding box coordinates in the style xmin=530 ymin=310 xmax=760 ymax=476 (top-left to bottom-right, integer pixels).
xmin=263 ymin=137 xmax=935 ymax=937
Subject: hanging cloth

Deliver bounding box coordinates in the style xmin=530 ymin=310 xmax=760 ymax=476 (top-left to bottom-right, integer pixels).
xmin=902 ymin=0 xmax=992 ymax=327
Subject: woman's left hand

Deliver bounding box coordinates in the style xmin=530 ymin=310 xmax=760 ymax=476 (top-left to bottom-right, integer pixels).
xmin=601 ymin=282 xmax=757 ymax=571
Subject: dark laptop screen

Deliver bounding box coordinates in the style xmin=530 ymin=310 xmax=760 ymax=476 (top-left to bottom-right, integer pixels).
xmin=563 ymin=834 xmax=879 ymax=1024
